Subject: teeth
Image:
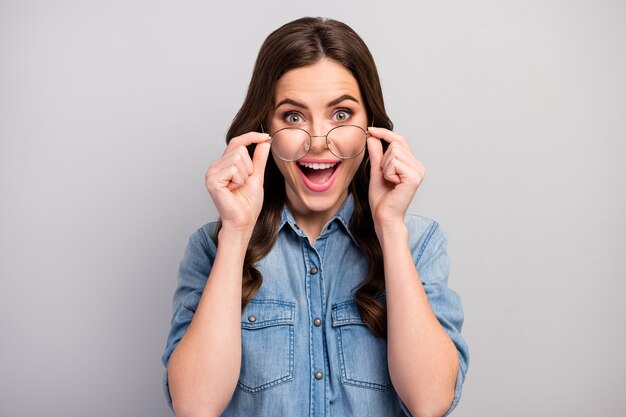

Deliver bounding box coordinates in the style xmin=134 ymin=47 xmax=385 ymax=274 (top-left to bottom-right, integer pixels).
xmin=298 ymin=162 xmax=337 ymax=170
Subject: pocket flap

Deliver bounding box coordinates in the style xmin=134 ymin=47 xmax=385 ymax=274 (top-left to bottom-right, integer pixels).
xmin=241 ymin=299 xmax=295 ymax=329
xmin=331 ymin=300 xmax=366 ymax=327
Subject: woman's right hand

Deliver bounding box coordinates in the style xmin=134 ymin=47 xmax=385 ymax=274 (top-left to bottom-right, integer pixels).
xmin=205 ymin=132 xmax=271 ymax=234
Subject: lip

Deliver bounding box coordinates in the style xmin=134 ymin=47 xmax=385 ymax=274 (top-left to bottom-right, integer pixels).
xmin=297 ymin=161 xmax=341 ymax=192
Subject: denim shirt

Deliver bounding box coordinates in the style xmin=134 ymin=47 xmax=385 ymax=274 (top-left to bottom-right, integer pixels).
xmin=162 ymin=195 xmax=469 ymax=416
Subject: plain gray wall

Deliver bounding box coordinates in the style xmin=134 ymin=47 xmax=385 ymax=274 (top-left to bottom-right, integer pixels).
xmin=1 ymin=1 xmax=624 ymax=416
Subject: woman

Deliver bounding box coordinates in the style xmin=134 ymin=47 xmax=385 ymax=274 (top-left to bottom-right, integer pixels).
xmin=162 ymin=17 xmax=469 ymax=417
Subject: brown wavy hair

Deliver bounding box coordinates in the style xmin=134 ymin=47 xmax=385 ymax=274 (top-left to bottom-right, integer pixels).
xmin=215 ymin=17 xmax=393 ymax=338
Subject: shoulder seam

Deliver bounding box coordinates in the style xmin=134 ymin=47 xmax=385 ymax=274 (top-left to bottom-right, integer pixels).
xmin=415 ymin=220 xmax=439 ymax=265
xmin=197 ymin=227 xmax=211 ymax=249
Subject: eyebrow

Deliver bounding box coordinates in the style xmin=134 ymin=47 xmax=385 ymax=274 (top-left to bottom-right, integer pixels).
xmin=274 ymin=94 xmax=360 ymax=110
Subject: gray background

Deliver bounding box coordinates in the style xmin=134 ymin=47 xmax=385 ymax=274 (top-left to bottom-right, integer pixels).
xmin=1 ymin=1 xmax=624 ymax=416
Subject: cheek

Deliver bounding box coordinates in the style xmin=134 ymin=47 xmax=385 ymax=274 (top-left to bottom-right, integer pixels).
xmin=344 ymin=156 xmax=365 ymax=180
xmin=272 ymin=155 xmax=296 ymax=181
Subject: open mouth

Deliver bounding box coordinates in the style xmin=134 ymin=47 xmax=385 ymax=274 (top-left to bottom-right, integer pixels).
xmin=297 ymin=161 xmax=339 ymax=185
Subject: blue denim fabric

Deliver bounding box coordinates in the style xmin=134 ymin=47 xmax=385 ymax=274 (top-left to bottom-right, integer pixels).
xmin=162 ymin=195 xmax=469 ymax=416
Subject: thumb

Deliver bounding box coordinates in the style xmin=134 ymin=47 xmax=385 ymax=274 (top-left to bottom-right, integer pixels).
xmin=367 ymin=137 xmax=384 ymax=179
xmin=252 ymin=141 xmax=271 ymax=180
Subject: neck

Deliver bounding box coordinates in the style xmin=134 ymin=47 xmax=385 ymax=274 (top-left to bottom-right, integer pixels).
xmin=286 ymin=192 xmax=349 ymax=245
xmin=288 ymin=204 xmax=330 ymax=245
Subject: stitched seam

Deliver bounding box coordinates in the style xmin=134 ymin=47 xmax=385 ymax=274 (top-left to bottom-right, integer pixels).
xmin=336 ymin=327 xmax=391 ymax=391
xmin=246 ymin=299 xmax=295 ymax=307
xmin=333 ymin=318 xmax=366 ymax=326
xmin=241 ymin=318 xmax=294 ymax=328
xmin=341 ymin=379 xmax=392 ymax=390
xmin=318 ymin=236 xmax=329 ymax=417
xmin=237 ymin=324 xmax=295 ymax=394
xmin=331 ymin=300 xmax=365 ymax=325
xmin=237 ymin=372 xmax=294 ymax=393
xmin=337 ymin=328 xmax=347 ymax=384
xmin=198 ymin=227 xmax=211 ymax=250
xmin=303 ymin=239 xmax=315 ymax=416
xmin=415 ymin=220 xmax=439 ymax=265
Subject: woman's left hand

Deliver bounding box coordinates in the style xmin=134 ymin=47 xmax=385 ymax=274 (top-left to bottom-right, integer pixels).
xmin=366 ymin=127 xmax=425 ymax=234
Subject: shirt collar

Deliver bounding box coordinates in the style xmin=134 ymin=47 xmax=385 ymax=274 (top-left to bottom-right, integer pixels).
xmin=279 ymin=193 xmax=358 ymax=243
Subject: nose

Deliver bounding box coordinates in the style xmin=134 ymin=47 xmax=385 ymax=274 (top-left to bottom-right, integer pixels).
xmin=308 ymin=133 xmax=327 ymax=154
xmin=307 ymin=123 xmax=331 ymax=154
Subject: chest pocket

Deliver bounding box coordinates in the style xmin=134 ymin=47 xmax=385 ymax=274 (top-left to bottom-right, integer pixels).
xmin=331 ymin=300 xmax=392 ymax=390
xmin=238 ymin=299 xmax=295 ymax=394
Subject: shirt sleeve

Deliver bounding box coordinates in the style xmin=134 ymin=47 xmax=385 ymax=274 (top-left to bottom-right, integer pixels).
xmin=399 ymin=217 xmax=470 ymax=417
xmin=161 ymin=224 xmax=217 ymax=410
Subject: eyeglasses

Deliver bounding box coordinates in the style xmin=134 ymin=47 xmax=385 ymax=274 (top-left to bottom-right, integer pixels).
xmin=266 ymin=124 xmax=370 ymax=162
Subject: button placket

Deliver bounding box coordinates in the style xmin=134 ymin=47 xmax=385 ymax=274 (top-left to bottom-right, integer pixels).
xmin=303 ymin=244 xmax=325 ymax=414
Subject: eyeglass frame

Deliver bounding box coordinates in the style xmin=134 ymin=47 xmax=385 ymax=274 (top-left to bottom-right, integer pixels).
xmin=262 ymin=124 xmax=371 ymax=162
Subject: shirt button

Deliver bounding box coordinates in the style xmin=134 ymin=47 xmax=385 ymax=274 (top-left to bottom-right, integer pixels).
xmin=314 ymin=318 xmax=322 ymax=327
xmin=247 ymin=315 xmax=257 ymax=323
xmin=310 ymin=266 xmax=318 ymax=275
xmin=314 ymin=371 xmax=323 ymax=380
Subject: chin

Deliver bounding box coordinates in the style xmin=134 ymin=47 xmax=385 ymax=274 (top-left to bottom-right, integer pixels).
xmin=301 ymin=191 xmax=346 ymax=212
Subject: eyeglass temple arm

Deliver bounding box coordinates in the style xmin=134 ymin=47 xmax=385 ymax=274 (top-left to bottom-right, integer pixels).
xmin=259 ymin=123 xmax=274 ymax=143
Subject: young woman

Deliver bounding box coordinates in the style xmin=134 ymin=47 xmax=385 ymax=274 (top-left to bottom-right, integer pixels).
xmin=162 ymin=17 xmax=469 ymax=417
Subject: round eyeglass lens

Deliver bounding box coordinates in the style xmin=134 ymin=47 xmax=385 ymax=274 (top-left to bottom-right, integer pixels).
xmin=326 ymin=125 xmax=367 ymax=159
xmin=270 ymin=128 xmax=311 ymax=161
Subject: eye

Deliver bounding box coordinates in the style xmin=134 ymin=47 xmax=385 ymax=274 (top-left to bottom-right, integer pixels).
xmin=333 ymin=109 xmax=352 ymax=122
xmin=283 ymin=111 xmax=303 ymax=124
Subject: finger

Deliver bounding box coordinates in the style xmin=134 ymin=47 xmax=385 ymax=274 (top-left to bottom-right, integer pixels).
xmin=222 ymin=145 xmax=254 ymax=175
xmin=231 ymin=154 xmax=253 ymax=190
xmin=226 ymin=132 xmax=271 ymax=153
xmin=366 ymin=136 xmax=384 ymax=179
xmin=214 ymin=148 xmax=252 ymax=175
xmin=251 ymin=142 xmax=271 ymax=179
xmin=206 ymin=151 xmax=249 ymax=188
xmin=207 ymin=163 xmax=239 ymax=192
xmin=242 ymin=147 xmax=254 ymax=175
xmin=234 ymin=146 xmax=253 ymax=176
xmin=226 ymin=165 xmax=246 ymax=191
xmin=382 ymin=155 xmax=425 ymax=186
xmin=380 ymin=142 xmax=414 ymax=173
xmin=382 ymin=157 xmax=401 ymax=184
xmin=367 ymin=127 xmax=411 ymax=151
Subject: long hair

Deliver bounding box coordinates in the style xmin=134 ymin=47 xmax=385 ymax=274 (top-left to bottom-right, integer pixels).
xmin=216 ymin=17 xmax=393 ymax=338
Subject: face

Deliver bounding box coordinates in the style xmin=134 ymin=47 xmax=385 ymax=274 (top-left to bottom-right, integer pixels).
xmin=266 ymin=58 xmax=367 ymax=223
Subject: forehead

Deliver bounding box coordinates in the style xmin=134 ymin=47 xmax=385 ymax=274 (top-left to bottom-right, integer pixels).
xmin=274 ymin=59 xmax=363 ymax=104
